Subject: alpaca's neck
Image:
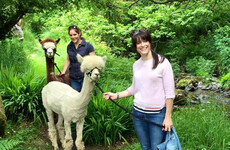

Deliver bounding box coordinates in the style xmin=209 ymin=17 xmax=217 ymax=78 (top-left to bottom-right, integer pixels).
xmin=78 ymin=75 xmax=95 ymax=107
xmin=45 ymin=56 xmax=55 ymax=83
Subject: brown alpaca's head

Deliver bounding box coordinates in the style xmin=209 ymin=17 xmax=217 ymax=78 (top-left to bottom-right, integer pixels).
xmin=39 ymin=38 xmax=60 ymax=58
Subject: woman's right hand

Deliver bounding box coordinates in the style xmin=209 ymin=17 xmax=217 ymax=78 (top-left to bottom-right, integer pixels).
xmin=103 ymin=92 xmax=117 ymax=101
xmin=58 ymin=71 xmax=65 ymax=76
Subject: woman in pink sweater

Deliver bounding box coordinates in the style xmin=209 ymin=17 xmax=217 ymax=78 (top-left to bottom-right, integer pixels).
xmin=103 ymin=28 xmax=175 ymax=150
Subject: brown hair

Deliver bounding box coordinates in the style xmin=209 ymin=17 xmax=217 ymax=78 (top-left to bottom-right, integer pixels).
xmin=68 ymin=25 xmax=81 ymax=37
xmin=131 ymin=28 xmax=165 ymax=69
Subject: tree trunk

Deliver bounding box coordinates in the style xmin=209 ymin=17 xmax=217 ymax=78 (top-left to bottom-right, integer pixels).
xmin=0 ymin=94 xmax=7 ymax=137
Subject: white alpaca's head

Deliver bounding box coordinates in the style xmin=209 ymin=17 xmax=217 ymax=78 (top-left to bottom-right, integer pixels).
xmin=39 ymin=38 xmax=60 ymax=58
xmin=77 ymin=54 xmax=106 ymax=81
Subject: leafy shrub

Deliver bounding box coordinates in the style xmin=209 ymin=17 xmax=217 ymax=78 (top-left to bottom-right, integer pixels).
xmin=1 ymin=120 xmax=53 ymax=149
xmin=170 ymin=59 xmax=180 ymax=77
xmin=84 ymin=85 xmax=134 ymax=146
xmin=0 ymin=139 xmax=22 ymax=150
xmin=0 ymin=66 xmax=46 ymax=121
xmin=185 ymin=56 xmax=215 ymax=80
xmin=214 ymin=26 xmax=230 ymax=75
xmin=219 ymin=73 xmax=230 ymax=89
xmin=100 ymin=55 xmax=134 ymax=88
xmin=0 ymin=38 xmax=30 ymax=73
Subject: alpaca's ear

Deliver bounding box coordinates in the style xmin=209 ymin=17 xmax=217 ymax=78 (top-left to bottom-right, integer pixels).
xmin=76 ymin=54 xmax=83 ymax=64
xmin=56 ymin=38 xmax=60 ymax=44
xmin=102 ymin=56 xmax=107 ymax=62
xmin=38 ymin=38 xmax=42 ymax=44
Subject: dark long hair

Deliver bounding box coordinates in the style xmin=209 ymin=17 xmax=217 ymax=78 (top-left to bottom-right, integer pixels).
xmin=131 ymin=28 xmax=165 ymax=69
xmin=68 ymin=25 xmax=82 ymax=37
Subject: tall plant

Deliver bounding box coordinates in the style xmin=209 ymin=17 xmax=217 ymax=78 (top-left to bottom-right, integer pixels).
xmin=84 ymin=86 xmax=134 ymax=146
xmin=0 ymin=65 xmax=46 ymax=121
xmin=0 ymin=38 xmax=30 ymax=73
xmin=214 ymin=26 xmax=230 ymax=75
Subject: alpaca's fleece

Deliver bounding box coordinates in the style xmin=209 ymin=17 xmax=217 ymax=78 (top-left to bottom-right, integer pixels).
xmin=42 ymin=54 xmax=106 ymax=150
xmin=78 ymin=55 xmax=106 ymax=73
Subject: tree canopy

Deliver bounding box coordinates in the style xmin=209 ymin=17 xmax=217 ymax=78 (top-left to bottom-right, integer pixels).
xmin=0 ymin=0 xmax=190 ymax=39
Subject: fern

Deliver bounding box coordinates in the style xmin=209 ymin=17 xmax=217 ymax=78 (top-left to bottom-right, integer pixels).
xmin=0 ymin=139 xmax=22 ymax=150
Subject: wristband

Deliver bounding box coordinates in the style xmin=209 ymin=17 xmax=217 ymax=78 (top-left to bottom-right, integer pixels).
xmin=116 ymin=93 xmax=120 ymax=100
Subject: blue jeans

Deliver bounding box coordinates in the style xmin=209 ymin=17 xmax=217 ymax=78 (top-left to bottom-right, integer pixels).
xmin=70 ymin=78 xmax=83 ymax=92
xmin=132 ymin=107 xmax=166 ymax=150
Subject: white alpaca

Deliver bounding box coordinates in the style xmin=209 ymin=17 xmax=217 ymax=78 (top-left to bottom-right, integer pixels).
xmin=42 ymin=54 xmax=106 ymax=150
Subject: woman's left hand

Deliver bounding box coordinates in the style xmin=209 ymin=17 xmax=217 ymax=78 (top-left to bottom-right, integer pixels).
xmin=162 ymin=117 xmax=173 ymax=132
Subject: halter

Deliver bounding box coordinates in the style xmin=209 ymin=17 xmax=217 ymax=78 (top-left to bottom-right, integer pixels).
xmin=43 ymin=47 xmax=60 ymax=56
xmin=86 ymin=67 xmax=100 ymax=78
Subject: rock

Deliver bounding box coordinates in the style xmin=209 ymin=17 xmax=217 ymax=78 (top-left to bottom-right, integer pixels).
xmin=174 ymin=89 xmax=200 ymax=105
xmin=174 ymin=89 xmax=188 ymax=105
xmin=176 ymin=73 xmax=200 ymax=91
xmin=0 ymin=94 xmax=7 ymax=137
xmin=223 ymin=91 xmax=230 ymax=98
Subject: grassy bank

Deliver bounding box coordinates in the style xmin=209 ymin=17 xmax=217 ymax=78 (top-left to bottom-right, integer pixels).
xmin=119 ymin=103 xmax=230 ymax=150
xmin=1 ymin=102 xmax=230 ymax=150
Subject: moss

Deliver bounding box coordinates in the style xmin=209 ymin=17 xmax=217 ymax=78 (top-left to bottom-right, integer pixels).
xmin=176 ymin=74 xmax=200 ymax=90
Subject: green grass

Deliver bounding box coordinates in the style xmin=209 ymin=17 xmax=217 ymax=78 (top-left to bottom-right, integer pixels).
xmin=119 ymin=103 xmax=230 ymax=150
xmin=173 ymin=103 xmax=230 ymax=150
xmin=1 ymin=101 xmax=230 ymax=150
xmin=0 ymin=120 xmax=52 ymax=150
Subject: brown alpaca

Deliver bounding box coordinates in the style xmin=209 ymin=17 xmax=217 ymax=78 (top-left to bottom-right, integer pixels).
xmin=39 ymin=38 xmax=70 ymax=84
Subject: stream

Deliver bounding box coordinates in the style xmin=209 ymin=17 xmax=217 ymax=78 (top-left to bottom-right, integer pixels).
xmin=190 ymin=88 xmax=230 ymax=115
xmin=193 ymin=88 xmax=230 ymax=104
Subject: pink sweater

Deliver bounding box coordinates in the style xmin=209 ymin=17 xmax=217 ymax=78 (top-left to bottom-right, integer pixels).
xmin=128 ymin=57 xmax=175 ymax=110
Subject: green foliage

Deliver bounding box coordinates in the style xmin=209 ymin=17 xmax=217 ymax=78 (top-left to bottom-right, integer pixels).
xmin=219 ymin=73 xmax=230 ymax=89
xmin=100 ymin=56 xmax=134 ymax=88
xmin=0 ymin=66 xmax=46 ymax=121
xmin=1 ymin=0 xmax=230 ymax=147
xmin=170 ymin=59 xmax=180 ymax=77
xmin=84 ymin=93 xmax=134 ymax=145
xmin=83 ymin=56 xmax=134 ymax=145
xmin=0 ymin=139 xmax=22 ymax=150
xmin=214 ymin=26 xmax=230 ymax=75
xmin=0 ymin=0 xmax=73 ymax=39
xmin=0 ymin=38 xmax=30 ymax=73
xmin=185 ymin=56 xmax=215 ymax=80
xmin=2 ymin=120 xmax=53 ymax=149
xmin=173 ymin=103 xmax=230 ymax=150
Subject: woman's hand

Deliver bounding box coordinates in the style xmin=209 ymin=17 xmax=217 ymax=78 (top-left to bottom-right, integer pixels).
xmin=162 ymin=117 xmax=173 ymax=132
xmin=58 ymin=71 xmax=65 ymax=77
xmin=103 ymin=92 xmax=117 ymax=101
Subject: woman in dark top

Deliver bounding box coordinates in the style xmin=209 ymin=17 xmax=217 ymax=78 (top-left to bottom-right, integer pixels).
xmin=60 ymin=25 xmax=95 ymax=92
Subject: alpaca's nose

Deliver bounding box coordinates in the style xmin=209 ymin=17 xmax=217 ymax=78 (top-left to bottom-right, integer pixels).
xmin=46 ymin=49 xmax=54 ymax=57
xmin=94 ymin=70 xmax=100 ymax=78
xmin=95 ymin=72 xmax=99 ymax=77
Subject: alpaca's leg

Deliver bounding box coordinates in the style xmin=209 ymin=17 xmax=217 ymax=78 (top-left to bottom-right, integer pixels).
xmin=56 ymin=115 xmax=65 ymax=147
xmin=75 ymin=119 xmax=85 ymax=150
xmin=46 ymin=109 xmax=59 ymax=150
xmin=63 ymin=120 xmax=73 ymax=150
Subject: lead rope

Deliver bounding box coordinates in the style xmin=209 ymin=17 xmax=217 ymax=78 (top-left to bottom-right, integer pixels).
xmin=54 ymin=62 xmax=67 ymax=84
xmin=95 ymin=82 xmax=164 ymax=128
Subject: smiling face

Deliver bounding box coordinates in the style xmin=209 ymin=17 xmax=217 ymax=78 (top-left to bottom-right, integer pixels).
xmin=132 ymin=29 xmax=153 ymax=60
xmin=69 ymin=29 xmax=81 ymax=44
xmin=136 ymin=38 xmax=152 ymax=58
